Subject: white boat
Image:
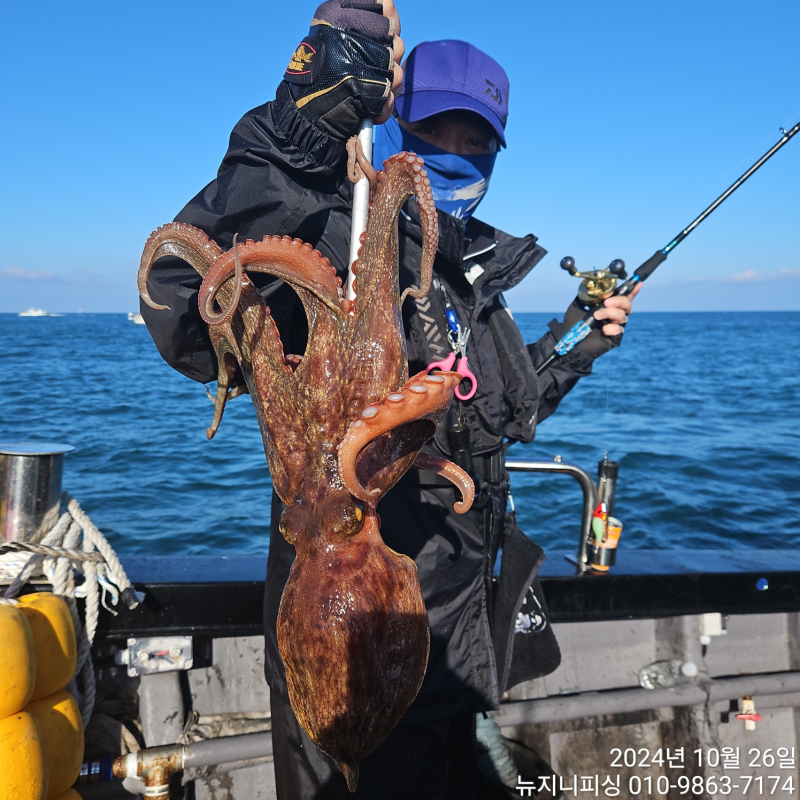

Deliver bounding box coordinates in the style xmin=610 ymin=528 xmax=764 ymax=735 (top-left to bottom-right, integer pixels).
xmin=18 ymin=307 xmax=47 ymax=317
xmin=128 ymin=312 xmax=146 ymax=324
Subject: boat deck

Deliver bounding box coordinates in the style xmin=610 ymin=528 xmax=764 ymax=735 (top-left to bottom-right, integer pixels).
xmin=76 ymin=551 xmax=800 ymax=798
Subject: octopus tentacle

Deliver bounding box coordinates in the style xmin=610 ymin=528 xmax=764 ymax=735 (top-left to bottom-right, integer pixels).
xmin=205 ymin=344 xmax=243 ymax=440
xmin=202 ymin=275 xmax=297 ymax=448
xmin=346 ymin=136 xmax=378 ymax=189
xmin=397 ymin=157 xmax=438 ymax=306
xmin=411 ymin=453 xmax=475 ymax=514
xmin=205 ymin=380 xmax=248 ymax=407
xmin=229 ymin=277 xmax=305 ymax=503
xmin=201 ymin=233 xmax=245 ymax=324
xmin=199 ymin=236 xmax=345 ymax=326
xmin=350 ymin=151 xmax=438 ymax=316
xmin=337 ymin=371 xmax=461 ymax=505
xmin=237 ymin=277 xmax=295 ymax=383
xmin=138 ymin=222 xmax=223 ymax=310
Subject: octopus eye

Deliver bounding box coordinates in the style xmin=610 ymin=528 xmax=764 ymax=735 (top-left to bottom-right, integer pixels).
xmin=278 ymin=503 xmax=309 ymax=545
xmin=327 ymin=496 xmax=366 ymax=538
xmin=278 ymin=516 xmax=296 ymax=544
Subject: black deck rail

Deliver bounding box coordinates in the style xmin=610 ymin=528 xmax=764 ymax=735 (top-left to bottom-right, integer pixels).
xmin=88 ymin=551 xmax=800 ymax=640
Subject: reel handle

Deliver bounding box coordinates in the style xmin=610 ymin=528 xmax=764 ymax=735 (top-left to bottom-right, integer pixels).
xmin=560 ymin=256 xmax=577 ymax=275
xmin=560 ymin=256 xmax=627 ymax=279
xmin=608 ymin=259 xmax=627 ymax=278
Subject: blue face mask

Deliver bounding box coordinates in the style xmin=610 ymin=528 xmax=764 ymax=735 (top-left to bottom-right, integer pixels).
xmin=372 ymin=116 xmax=498 ymax=221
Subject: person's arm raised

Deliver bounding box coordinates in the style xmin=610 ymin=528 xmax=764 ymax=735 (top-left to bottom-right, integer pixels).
xmin=284 ymin=0 xmax=404 ymax=138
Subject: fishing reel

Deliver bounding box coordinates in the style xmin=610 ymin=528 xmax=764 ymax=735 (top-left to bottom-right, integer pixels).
xmin=560 ymin=257 xmax=627 ymax=305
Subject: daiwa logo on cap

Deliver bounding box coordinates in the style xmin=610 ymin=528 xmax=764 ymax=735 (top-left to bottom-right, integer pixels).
xmin=394 ymin=40 xmax=510 ymax=146
xmin=484 ymin=79 xmax=503 ymax=106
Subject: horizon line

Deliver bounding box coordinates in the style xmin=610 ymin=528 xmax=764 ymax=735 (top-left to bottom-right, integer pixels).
xmin=3 ymin=309 xmax=800 ymax=316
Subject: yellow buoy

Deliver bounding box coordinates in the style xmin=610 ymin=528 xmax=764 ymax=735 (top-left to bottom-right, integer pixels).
xmin=16 ymin=594 xmax=77 ymax=700
xmin=0 ymin=604 xmax=36 ymax=718
xmin=0 ymin=710 xmax=48 ymax=800
xmin=25 ymin=690 xmax=84 ymax=800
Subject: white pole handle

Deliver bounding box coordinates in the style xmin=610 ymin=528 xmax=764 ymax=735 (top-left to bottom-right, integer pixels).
xmin=346 ymin=119 xmax=374 ymax=302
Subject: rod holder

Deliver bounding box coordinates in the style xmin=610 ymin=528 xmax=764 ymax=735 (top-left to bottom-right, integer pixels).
xmin=1 ymin=442 xmax=74 ymax=543
xmin=597 ymin=457 xmax=619 ymax=517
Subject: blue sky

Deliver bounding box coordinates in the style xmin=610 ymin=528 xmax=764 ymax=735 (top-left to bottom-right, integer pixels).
xmin=1 ymin=0 xmax=798 ymax=313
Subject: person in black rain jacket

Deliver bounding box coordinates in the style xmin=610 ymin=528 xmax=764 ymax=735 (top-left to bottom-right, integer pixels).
xmin=140 ymin=2 xmax=640 ymax=797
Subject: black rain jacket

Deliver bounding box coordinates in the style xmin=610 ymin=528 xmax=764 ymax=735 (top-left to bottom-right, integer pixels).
xmin=141 ymin=83 xmax=601 ymax=717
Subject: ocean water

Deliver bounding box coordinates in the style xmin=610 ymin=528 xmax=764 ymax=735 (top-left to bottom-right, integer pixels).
xmin=1 ymin=311 xmax=798 ymax=556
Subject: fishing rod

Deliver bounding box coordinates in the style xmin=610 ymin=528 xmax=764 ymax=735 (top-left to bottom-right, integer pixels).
xmin=536 ymin=119 xmax=800 ymax=376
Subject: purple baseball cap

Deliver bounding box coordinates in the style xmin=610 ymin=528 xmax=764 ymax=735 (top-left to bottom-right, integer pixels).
xmin=394 ymin=40 xmax=509 ymax=147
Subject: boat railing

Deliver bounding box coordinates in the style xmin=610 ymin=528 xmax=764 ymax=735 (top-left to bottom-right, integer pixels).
xmin=506 ymin=458 xmax=597 ymax=571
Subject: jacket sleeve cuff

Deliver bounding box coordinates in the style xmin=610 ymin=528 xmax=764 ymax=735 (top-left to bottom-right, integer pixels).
xmin=267 ymin=82 xmax=349 ymax=177
xmin=548 ymin=298 xmax=623 ymax=361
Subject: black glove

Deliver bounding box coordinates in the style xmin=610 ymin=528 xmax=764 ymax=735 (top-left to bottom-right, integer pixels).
xmin=560 ymin=297 xmax=623 ymax=359
xmin=284 ymin=1 xmax=395 ymax=139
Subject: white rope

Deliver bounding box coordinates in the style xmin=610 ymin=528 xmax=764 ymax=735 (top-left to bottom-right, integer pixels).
xmin=0 ymin=512 xmax=72 ymax=588
xmin=1 ymin=494 xmax=141 ymax=728
xmin=2 ymin=542 xmax=106 ymax=562
xmin=65 ymin=493 xmax=136 ymax=600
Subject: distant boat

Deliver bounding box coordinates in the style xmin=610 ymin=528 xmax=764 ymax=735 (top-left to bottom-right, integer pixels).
xmin=128 ymin=312 xmax=145 ymax=325
xmin=18 ymin=308 xmax=47 ymax=317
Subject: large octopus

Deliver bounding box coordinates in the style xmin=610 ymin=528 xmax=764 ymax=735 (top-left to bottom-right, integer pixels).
xmin=138 ymin=141 xmax=474 ymax=791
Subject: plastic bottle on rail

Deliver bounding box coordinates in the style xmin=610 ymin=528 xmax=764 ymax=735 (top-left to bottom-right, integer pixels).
xmin=638 ymin=659 xmax=698 ymax=689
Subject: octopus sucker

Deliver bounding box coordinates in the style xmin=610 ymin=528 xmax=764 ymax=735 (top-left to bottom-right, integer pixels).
xmin=337 ymin=370 xmax=462 ymax=506
xmin=139 ymin=136 xmax=463 ymax=790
